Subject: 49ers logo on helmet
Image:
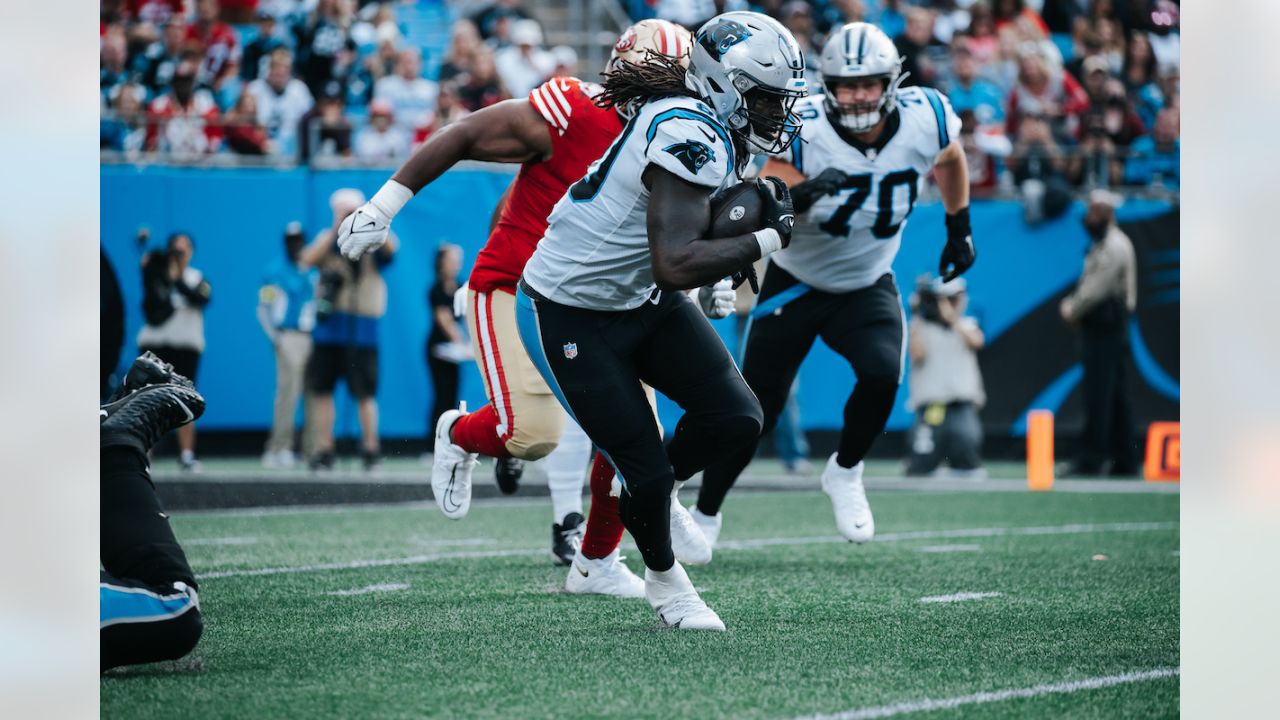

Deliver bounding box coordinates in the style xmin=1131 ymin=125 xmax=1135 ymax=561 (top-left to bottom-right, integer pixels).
xmin=615 ymin=27 xmax=637 ymax=53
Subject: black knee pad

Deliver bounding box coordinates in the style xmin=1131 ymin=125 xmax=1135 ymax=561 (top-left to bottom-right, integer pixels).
xmin=721 ymin=410 xmax=764 ymax=446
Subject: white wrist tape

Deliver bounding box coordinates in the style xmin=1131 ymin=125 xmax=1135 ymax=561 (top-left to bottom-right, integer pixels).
xmin=754 ymin=228 xmax=783 ymax=257
xmin=369 ymin=179 xmax=414 ymax=221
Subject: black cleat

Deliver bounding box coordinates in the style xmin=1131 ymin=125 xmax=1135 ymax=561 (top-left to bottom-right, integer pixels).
xmin=100 ymin=383 xmax=205 ymax=454
xmin=362 ymin=450 xmax=382 ymax=473
xmin=551 ymin=511 xmax=585 ymax=566
xmin=494 ymin=457 xmax=524 ymax=495
xmin=108 ymin=351 xmax=194 ymax=403
xmin=309 ymin=451 xmax=336 ymax=472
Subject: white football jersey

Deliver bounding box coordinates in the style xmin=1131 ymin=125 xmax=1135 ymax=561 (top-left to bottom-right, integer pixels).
xmin=771 ymin=86 xmax=961 ymax=293
xmin=522 ymin=95 xmax=739 ymax=311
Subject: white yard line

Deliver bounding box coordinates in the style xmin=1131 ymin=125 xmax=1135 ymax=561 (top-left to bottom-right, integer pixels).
xmin=184 ymin=536 xmax=259 ymax=546
xmin=198 ymin=521 xmax=1178 ymax=580
xmin=792 ymin=667 xmax=1179 ymax=720
xmin=327 ymin=582 xmax=410 ymax=596
xmin=914 ymin=544 xmax=982 ymax=553
xmin=918 ymin=591 xmax=1002 ymax=603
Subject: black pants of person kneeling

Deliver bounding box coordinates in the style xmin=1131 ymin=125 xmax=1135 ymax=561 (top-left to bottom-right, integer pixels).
xmin=101 ymin=445 xmax=203 ymax=672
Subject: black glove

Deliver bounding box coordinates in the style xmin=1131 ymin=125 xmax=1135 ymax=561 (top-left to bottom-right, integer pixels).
xmin=731 ymin=264 xmax=759 ymax=294
xmin=940 ymin=207 xmax=976 ymax=282
xmin=789 ymin=167 xmax=850 ymax=214
xmin=757 ymin=176 xmax=795 ymax=249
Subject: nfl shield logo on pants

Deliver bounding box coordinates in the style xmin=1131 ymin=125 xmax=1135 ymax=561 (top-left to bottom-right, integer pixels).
xmin=563 ymin=342 xmax=578 ymax=359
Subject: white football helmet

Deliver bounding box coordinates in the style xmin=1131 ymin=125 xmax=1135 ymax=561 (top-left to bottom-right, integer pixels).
xmin=819 ymin=22 xmax=905 ymax=133
xmin=608 ymin=18 xmax=692 ymax=75
xmin=686 ymin=12 xmax=808 ymax=155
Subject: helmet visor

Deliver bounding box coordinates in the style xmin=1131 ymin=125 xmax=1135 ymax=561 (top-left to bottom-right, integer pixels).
xmin=741 ymin=85 xmax=803 ymax=154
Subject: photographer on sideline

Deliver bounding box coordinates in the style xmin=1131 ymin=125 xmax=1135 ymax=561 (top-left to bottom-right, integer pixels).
xmin=137 ymin=230 xmax=211 ymax=472
xmin=300 ymin=189 xmax=397 ymax=472
xmin=905 ymin=276 xmax=986 ymax=478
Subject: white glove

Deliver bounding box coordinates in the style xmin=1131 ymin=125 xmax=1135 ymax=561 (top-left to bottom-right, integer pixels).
xmin=336 ymin=203 xmax=391 ymax=260
xmin=453 ymin=282 xmax=469 ymax=319
xmin=336 ymin=180 xmax=414 ymax=260
xmin=696 ymin=278 xmax=736 ymax=319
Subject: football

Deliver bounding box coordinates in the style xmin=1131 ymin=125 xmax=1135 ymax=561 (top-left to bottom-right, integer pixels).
xmin=707 ymin=180 xmax=764 ymax=239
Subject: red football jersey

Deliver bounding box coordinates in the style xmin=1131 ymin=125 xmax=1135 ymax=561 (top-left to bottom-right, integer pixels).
xmin=467 ymin=77 xmax=623 ymax=294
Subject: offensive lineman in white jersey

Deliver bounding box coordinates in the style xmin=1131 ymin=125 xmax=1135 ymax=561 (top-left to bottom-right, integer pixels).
xmin=518 ymin=12 xmax=805 ymax=630
xmin=692 ymin=22 xmax=977 ymax=548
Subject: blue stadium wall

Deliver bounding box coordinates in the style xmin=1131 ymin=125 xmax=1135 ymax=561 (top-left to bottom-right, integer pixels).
xmin=101 ymin=165 xmax=1178 ymax=442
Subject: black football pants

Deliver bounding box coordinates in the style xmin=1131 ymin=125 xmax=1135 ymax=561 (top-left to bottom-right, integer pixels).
xmin=101 ymin=445 xmax=203 ymax=672
xmin=698 ymin=264 xmax=905 ymax=516
xmin=517 ymin=282 xmax=762 ymax=571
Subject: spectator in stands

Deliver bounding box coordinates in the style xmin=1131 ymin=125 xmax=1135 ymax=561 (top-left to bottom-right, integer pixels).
xmin=457 ymin=46 xmax=508 ymax=111
xmin=145 ymin=56 xmax=224 ymax=155
xmin=121 ymin=0 xmax=184 ymax=50
xmin=301 ymin=188 xmax=397 ymax=472
xmin=374 ymin=48 xmax=438 ymax=132
xmin=993 ymin=0 xmax=1049 ymax=36
xmin=895 ymin=7 xmax=942 ymax=88
xmin=1124 ymin=106 xmax=1178 ymax=188
xmin=134 ymin=17 xmax=189 ymax=101
xmin=931 ymin=0 xmax=975 ymax=46
xmin=352 ymin=27 xmax=402 ymax=104
xmin=101 ymin=26 xmax=132 ymax=102
xmin=240 ymin=8 xmax=291 ymax=82
xmin=472 ymin=0 xmax=530 ymax=42
xmin=298 ymin=81 xmax=354 ymax=161
xmin=965 ymin=1 xmax=1001 ymax=69
xmin=1146 ymin=0 xmax=1179 ymax=69
xmin=945 ymin=39 xmax=1006 ymax=125
xmin=355 ymin=100 xmax=409 ymax=162
xmin=137 ymin=231 xmax=212 ymax=472
xmin=1079 ymin=55 xmax=1112 ymax=105
xmin=1120 ymin=30 xmax=1156 ymax=97
xmin=426 ymin=244 xmax=470 ymax=441
xmin=1059 ymin=190 xmax=1138 ymax=477
xmin=223 ymin=87 xmax=274 ymax=155
xmin=1009 ymin=113 xmax=1072 ymax=222
xmin=350 ymin=2 xmax=401 ymax=51
xmin=248 ymin=48 xmax=315 ymax=155
xmin=548 ymin=46 xmax=579 ymax=80
xmin=1072 ymin=77 xmax=1145 ymax=187
xmin=494 ymin=20 xmax=554 ymax=100
xmin=957 ymin=108 xmax=1012 ymax=194
xmin=906 ymin=276 xmax=986 ymax=478
xmin=102 ymin=84 xmax=148 ymax=153
xmin=1135 ymin=61 xmax=1176 ymax=130
xmin=186 ymin=0 xmax=240 ymax=91
xmin=1065 ymin=29 xmax=1104 ymax=87
xmin=296 ymin=0 xmax=357 ymax=97
xmin=439 ymin=20 xmax=482 ymax=84
xmin=1040 ymin=0 xmax=1086 ymax=35
xmin=415 ymin=81 xmax=470 ymax=143
xmin=1005 ymin=43 xmax=1089 ymax=141
xmin=258 ymin=222 xmax=318 ymax=469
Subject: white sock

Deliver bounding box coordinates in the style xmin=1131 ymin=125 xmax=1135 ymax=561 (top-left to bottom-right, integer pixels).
xmin=181 ymin=449 xmax=195 ymax=463
xmin=545 ymin=419 xmax=591 ymax=522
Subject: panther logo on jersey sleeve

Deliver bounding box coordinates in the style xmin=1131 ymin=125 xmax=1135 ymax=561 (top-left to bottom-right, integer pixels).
xmin=663 ymin=140 xmax=715 ymax=175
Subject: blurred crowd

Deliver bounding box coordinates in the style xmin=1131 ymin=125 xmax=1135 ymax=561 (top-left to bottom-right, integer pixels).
xmin=101 ymin=0 xmax=1179 ymax=193
xmin=100 ymin=0 xmax=580 ymax=162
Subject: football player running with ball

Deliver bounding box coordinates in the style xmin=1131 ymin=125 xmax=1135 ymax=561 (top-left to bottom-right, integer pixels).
xmin=335 ymin=21 xmax=723 ymax=597
xmin=692 ymin=23 xmax=977 ymax=550
xmin=516 ymin=12 xmax=805 ymax=630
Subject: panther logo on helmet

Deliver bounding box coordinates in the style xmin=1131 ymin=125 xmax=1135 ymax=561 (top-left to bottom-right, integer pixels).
xmin=698 ymin=19 xmax=753 ymax=61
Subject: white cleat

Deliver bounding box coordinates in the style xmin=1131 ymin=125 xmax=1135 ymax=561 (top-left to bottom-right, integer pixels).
xmin=565 ymin=547 xmax=646 ymax=599
xmin=670 ymin=490 xmax=713 ymax=565
xmin=688 ymin=505 xmax=722 ymax=548
xmin=821 ymin=454 xmax=874 ymax=543
xmin=431 ymin=407 xmax=478 ymax=520
xmin=645 ymin=562 xmax=725 ymax=631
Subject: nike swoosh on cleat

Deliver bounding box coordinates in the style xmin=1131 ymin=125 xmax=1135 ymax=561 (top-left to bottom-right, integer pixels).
xmin=443 ymin=466 xmax=462 ymax=513
xmin=174 ymin=398 xmax=195 ymax=423
xmin=854 ymin=521 xmax=868 ymax=529
xmin=575 ymin=565 xmax=589 ymax=578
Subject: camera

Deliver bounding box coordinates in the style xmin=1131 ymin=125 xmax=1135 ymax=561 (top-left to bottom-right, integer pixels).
xmin=316 ymin=269 xmax=345 ymax=320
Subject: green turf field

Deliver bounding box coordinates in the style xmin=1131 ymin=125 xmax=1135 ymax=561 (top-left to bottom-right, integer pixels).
xmin=101 ymin=486 xmax=1179 ymax=719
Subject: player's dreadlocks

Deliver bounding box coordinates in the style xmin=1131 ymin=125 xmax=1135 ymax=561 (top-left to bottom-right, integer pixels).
xmin=593 ymin=50 xmax=699 ymax=112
